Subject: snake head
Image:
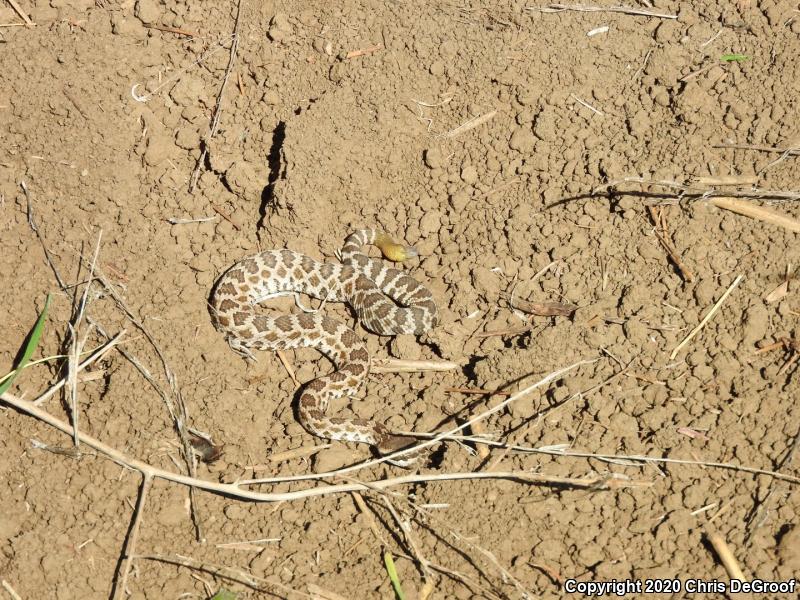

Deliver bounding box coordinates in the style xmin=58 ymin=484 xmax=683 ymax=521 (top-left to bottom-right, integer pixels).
xmin=374 ymin=233 xmax=418 ymax=262
xmin=378 ymin=433 xmax=430 ymax=468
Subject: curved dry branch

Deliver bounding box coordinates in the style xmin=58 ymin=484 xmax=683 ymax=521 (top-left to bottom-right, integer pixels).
xmin=1 ymin=391 xmax=634 ymax=503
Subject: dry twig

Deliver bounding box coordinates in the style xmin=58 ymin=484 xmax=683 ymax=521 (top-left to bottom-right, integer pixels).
xmin=713 ymin=142 xmax=800 ymax=156
xmin=371 ymin=358 xmax=460 ymax=373
xmin=113 ymin=474 xmax=152 ymax=600
xmin=345 ymin=44 xmax=382 ymax=59
xmin=243 ymin=359 xmax=593 ymax=483
xmin=6 ymin=0 xmax=34 ymax=25
xmin=527 ymin=4 xmax=677 ymax=19
xmin=1 ymin=580 xmax=22 ymax=600
xmin=709 ymin=197 xmax=800 ymax=233
xmin=647 ymin=206 xmax=694 ymax=282
xmin=445 ymin=387 xmax=511 ymax=397
xmin=66 ymin=231 xmax=103 ymax=447
xmin=3 ymin=389 xmax=628 ymax=499
xmin=441 ymin=110 xmax=497 ymax=139
xmin=671 ymin=275 xmax=743 ymax=359
xmin=132 ymin=554 xmax=301 ymax=597
xmin=706 ymin=530 xmax=747 ymax=580
xmin=188 ymin=0 xmax=243 ymax=192
xmin=33 ymin=332 xmax=124 ymax=407
xmin=592 ymin=177 xmax=800 ymax=202
xmin=144 ymin=23 xmax=200 ymax=37
xmin=692 ymin=175 xmax=758 ymax=186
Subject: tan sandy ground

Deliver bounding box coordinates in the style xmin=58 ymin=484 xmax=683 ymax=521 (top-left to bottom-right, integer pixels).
xmin=1 ymin=1 xmax=799 ymax=598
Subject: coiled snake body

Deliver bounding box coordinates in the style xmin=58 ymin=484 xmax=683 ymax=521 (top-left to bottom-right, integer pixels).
xmin=210 ymin=230 xmax=438 ymax=466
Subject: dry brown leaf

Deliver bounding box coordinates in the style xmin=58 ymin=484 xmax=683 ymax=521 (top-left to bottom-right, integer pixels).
xmin=677 ymin=427 xmax=711 ymax=441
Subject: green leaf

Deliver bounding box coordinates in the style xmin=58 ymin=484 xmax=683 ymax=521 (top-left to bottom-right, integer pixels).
xmin=384 ymin=551 xmax=406 ymax=600
xmin=0 ymin=294 xmax=51 ymax=395
xmin=209 ymin=590 xmax=238 ymax=600
xmin=721 ymin=53 xmax=749 ymax=62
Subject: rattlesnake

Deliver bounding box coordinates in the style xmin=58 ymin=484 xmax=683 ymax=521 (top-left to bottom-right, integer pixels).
xmin=210 ymin=229 xmax=438 ymax=466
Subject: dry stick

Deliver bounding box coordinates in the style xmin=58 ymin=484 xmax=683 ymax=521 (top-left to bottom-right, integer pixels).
xmin=66 ymin=323 xmax=82 ymax=446
xmin=351 ymin=492 xmax=388 ymax=545
xmin=445 ymin=387 xmax=511 ymax=397
xmin=759 ymin=144 xmax=800 ymax=175
xmin=693 ymin=175 xmax=759 ymax=186
xmin=647 ymin=206 xmax=694 ymax=282
xmin=22 ymin=181 xmax=68 ymax=290
xmin=356 ymin=477 xmax=524 ymax=599
xmin=113 ymin=473 xmax=152 ymax=600
xmin=345 ymin=44 xmax=382 ymax=59
xmin=1 ymin=580 xmax=22 ymax=600
xmin=412 ymin=433 xmax=800 ymax=484
xmin=706 ymin=531 xmax=747 ymax=580
xmin=371 ymin=357 xmax=459 ymax=373
xmin=527 ymin=3 xmax=677 ymax=18
xmin=166 ymin=216 xmax=218 ymax=225
xmin=394 ymin=552 xmax=505 ymax=600
xmin=356 ymin=491 xmax=439 ymax=600
xmin=210 ymin=204 xmax=241 ymax=230
xmin=241 ymin=359 xmax=593 ymax=485
xmin=6 ymin=0 xmax=33 ymax=25
xmin=86 ymin=320 xmax=166 ymax=403
xmin=680 ymin=63 xmax=716 ymax=82
xmin=405 ymin=496 xmax=532 ymax=597
xmin=670 ymin=275 xmax=744 ymax=360
xmin=474 ymin=324 xmax=534 ymax=338
xmin=33 ymin=332 xmax=124 ymax=406
xmin=132 ymin=554 xmax=306 ymax=598
xmin=571 ymin=94 xmax=602 ymax=116
xmin=593 ymin=177 xmax=800 ymax=202
xmin=758 ymin=148 xmax=796 ymax=175
xmin=3 ymin=390 xmax=625 ymax=500
xmin=188 ymin=0 xmax=243 ymax=192
xmin=79 ymin=265 xmax=204 ymax=540
xmin=441 ymin=110 xmax=497 ymax=139
xmin=265 ymin=443 xmax=330 ymax=463
xmin=708 ymin=197 xmax=800 ymax=233
xmin=214 ymin=537 xmax=280 ymax=550
xmin=308 ymin=584 xmax=349 ymax=600
xmin=144 ymin=23 xmax=200 ymax=37
xmin=275 ymin=349 xmax=299 ymax=386
xmin=68 ymin=231 xmax=103 ymax=447
xmin=381 ymin=497 xmax=435 ymax=597
xmin=713 ymin=142 xmax=800 ymax=155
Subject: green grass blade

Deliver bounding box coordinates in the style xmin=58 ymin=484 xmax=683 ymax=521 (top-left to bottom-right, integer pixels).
xmin=384 ymin=551 xmax=406 ymax=600
xmin=721 ymin=53 xmax=749 ymax=62
xmin=0 ymin=294 xmax=51 ymax=395
xmin=209 ymin=590 xmax=238 ymax=600
xmin=0 ymin=353 xmax=69 ymax=387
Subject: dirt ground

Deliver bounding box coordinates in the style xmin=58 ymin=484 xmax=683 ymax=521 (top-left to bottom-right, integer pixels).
xmin=2 ymin=1 xmax=800 ymax=598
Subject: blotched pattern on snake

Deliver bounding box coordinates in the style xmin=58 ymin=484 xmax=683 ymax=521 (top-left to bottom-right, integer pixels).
xmin=210 ymin=230 xmax=438 ymax=466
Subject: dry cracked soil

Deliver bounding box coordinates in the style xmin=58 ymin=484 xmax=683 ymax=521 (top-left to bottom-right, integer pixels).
xmin=1 ymin=1 xmax=800 ymax=599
